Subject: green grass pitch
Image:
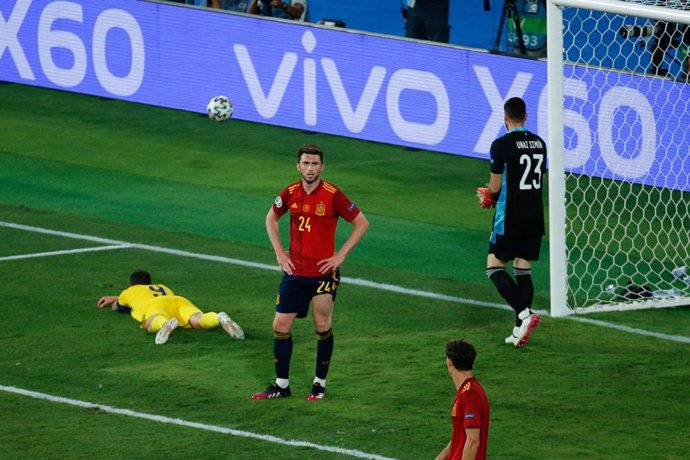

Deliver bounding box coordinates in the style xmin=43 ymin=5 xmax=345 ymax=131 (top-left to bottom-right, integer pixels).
xmin=1 ymin=82 xmax=689 ymax=459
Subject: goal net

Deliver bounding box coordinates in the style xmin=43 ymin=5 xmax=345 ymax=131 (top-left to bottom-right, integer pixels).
xmin=547 ymin=0 xmax=690 ymax=315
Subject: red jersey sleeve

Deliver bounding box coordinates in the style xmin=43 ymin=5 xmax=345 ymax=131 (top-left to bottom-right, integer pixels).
xmin=461 ymin=389 xmax=486 ymax=430
xmin=272 ymin=186 xmax=292 ymax=217
xmin=332 ymin=189 xmax=361 ymax=222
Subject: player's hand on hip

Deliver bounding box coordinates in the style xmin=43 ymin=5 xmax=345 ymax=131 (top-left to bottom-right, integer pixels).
xmin=276 ymin=252 xmax=295 ymax=275
xmin=317 ymin=253 xmax=344 ymax=274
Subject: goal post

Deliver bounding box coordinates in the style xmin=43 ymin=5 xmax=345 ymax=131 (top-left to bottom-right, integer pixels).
xmin=547 ymin=0 xmax=690 ymax=316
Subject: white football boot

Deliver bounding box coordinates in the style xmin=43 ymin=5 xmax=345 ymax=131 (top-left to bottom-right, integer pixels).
xmin=505 ymin=326 xmax=520 ymax=346
xmin=514 ymin=309 xmax=540 ymax=348
xmin=218 ymin=312 xmax=245 ymax=340
xmin=155 ymin=318 xmax=179 ymax=345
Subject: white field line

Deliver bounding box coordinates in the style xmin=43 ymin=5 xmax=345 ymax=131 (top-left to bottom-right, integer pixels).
xmin=0 ymin=385 xmax=396 ymax=460
xmin=1 ymin=220 xmax=689 ymax=345
xmin=0 ymin=244 xmax=132 ymax=262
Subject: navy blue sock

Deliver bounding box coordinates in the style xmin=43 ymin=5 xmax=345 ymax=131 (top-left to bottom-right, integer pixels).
xmin=273 ymin=331 xmax=292 ymax=381
xmin=315 ymin=329 xmax=334 ymax=380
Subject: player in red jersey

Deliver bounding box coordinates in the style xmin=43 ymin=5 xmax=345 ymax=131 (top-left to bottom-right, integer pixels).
xmin=252 ymin=144 xmax=369 ymax=401
xmin=436 ymin=339 xmax=490 ymax=460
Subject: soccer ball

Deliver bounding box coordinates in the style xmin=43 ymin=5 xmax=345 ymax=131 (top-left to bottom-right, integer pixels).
xmin=207 ymin=95 xmax=233 ymax=121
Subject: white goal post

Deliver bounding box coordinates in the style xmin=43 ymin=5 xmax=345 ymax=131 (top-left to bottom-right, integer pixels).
xmin=547 ymin=0 xmax=690 ymax=316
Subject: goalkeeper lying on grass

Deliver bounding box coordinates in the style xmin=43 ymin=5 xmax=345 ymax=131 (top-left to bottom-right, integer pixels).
xmin=97 ymin=270 xmax=244 ymax=344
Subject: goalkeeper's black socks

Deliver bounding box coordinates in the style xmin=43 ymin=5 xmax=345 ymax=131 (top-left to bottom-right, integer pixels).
xmin=487 ymin=267 xmax=523 ymax=325
xmin=514 ymin=267 xmax=534 ymax=314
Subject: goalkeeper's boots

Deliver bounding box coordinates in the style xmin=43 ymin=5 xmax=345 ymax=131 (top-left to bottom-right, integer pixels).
xmin=155 ymin=318 xmax=179 ymax=345
xmin=251 ymin=383 xmax=291 ymax=400
xmin=307 ymin=383 xmax=326 ymax=401
xmin=504 ymin=326 xmax=520 ymax=346
xmin=218 ymin=312 xmax=245 ymax=340
xmin=515 ymin=309 xmax=540 ymax=348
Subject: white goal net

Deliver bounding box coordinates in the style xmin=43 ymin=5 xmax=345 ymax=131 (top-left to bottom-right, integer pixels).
xmin=547 ymin=0 xmax=690 ymax=315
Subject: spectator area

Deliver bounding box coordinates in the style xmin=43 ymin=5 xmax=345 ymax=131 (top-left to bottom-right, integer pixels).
xmin=311 ymin=0 xmax=498 ymax=50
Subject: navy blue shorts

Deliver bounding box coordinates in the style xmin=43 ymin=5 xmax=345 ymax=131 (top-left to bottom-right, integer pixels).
xmin=489 ymin=233 xmax=542 ymax=262
xmin=276 ymin=270 xmax=340 ymax=318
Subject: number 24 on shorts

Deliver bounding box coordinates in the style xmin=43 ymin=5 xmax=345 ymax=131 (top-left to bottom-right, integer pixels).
xmin=317 ymin=281 xmax=337 ymax=294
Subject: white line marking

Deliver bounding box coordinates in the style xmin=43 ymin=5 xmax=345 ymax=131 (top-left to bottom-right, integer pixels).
xmin=0 ymin=244 xmax=132 ymax=262
xmin=0 ymin=221 xmax=126 ymax=245
xmin=2 ymin=220 xmax=688 ymax=346
xmin=0 ymin=385 xmax=396 ymax=460
xmin=564 ymin=315 xmax=690 ymax=343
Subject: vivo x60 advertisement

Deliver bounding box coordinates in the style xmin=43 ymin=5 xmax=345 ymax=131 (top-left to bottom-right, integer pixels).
xmin=1 ymin=0 xmax=688 ymax=191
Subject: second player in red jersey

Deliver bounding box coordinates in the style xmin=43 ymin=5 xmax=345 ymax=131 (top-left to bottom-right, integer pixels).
xmin=437 ymin=339 xmax=490 ymax=460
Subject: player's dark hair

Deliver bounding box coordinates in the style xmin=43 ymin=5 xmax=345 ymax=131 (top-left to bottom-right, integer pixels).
xmin=504 ymin=97 xmax=527 ymax=122
xmin=446 ymin=339 xmax=477 ymax=371
xmin=298 ymin=144 xmax=323 ymax=162
xmin=129 ymin=270 xmax=152 ymax=286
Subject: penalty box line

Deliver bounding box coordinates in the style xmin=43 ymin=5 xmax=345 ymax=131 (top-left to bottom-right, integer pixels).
xmin=0 ymin=385 xmax=396 ymax=460
xmin=0 ymin=244 xmax=133 ymax=262
xmin=1 ymin=220 xmax=689 ymax=345
xmin=0 ymin=219 xmax=510 ymax=309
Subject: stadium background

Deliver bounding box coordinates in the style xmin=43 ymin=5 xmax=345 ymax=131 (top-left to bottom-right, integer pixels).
xmin=1 ymin=0 xmax=689 ymax=458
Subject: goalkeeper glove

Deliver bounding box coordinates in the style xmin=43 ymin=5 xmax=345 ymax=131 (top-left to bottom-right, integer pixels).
xmin=476 ymin=187 xmax=496 ymax=209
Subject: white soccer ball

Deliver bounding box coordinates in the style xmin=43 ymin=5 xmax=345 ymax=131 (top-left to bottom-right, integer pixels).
xmin=207 ymin=95 xmax=233 ymax=122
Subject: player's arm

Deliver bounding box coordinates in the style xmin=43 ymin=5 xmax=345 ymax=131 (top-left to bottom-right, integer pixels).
xmin=97 ymin=295 xmax=118 ymax=311
xmin=487 ymin=172 xmax=502 ymax=198
xmin=461 ymin=427 xmax=481 ymax=460
xmin=266 ymin=207 xmax=295 ymax=275
xmin=317 ymin=212 xmax=369 ymax=274
xmin=477 ymin=139 xmax=503 ymax=208
xmin=435 ymin=441 xmax=451 ymax=460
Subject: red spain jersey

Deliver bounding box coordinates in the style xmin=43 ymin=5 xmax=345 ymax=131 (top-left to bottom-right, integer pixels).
xmin=449 ymin=377 xmax=490 ymax=460
xmin=273 ymin=179 xmax=360 ymax=277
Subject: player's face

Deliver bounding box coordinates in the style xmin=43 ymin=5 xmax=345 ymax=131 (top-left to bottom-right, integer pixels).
xmin=297 ymin=154 xmax=324 ymax=184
